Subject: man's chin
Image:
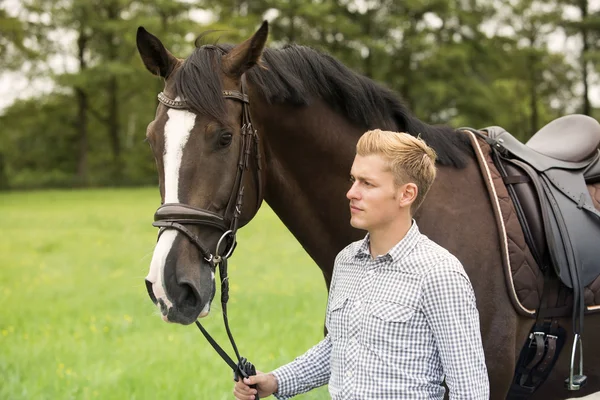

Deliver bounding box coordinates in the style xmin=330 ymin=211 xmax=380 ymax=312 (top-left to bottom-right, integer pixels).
xmin=350 ymin=218 xmax=367 ymax=230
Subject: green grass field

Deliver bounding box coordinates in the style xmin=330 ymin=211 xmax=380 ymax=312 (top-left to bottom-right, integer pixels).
xmin=0 ymin=188 xmax=330 ymax=399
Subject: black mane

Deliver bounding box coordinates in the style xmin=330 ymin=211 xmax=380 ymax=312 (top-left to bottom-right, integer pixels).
xmin=173 ymin=42 xmax=472 ymax=167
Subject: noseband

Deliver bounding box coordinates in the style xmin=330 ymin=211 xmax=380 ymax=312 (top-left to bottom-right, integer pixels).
xmin=152 ymin=75 xmax=262 ymax=395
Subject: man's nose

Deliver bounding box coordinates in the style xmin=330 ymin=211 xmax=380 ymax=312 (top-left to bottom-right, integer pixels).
xmin=346 ymin=182 xmax=358 ymax=200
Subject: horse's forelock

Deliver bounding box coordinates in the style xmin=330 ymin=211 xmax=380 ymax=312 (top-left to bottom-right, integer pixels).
xmin=172 ymin=46 xmax=230 ymax=125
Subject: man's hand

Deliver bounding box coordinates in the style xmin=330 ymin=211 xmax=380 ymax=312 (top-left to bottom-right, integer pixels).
xmin=233 ymin=371 xmax=278 ymax=400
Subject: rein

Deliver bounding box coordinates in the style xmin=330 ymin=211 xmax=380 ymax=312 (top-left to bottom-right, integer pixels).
xmin=153 ymin=76 xmax=262 ymax=396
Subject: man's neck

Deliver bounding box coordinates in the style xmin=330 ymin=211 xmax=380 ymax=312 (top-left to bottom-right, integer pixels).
xmin=368 ymin=217 xmax=412 ymax=259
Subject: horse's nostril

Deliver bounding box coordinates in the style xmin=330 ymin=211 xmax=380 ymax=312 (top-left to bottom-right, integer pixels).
xmin=179 ymin=283 xmax=200 ymax=311
xmin=145 ymin=279 xmax=158 ymax=304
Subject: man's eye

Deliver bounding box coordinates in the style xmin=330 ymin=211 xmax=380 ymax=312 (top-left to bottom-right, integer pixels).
xmin=364 ymin=181 xmax=371 ymax=186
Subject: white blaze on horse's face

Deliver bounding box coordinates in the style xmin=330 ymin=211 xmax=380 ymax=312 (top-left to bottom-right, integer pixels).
xmin=146 ymin=105 xmax=214 ymax=318
xmin=163 ymin=107 xmax=195 ymax=204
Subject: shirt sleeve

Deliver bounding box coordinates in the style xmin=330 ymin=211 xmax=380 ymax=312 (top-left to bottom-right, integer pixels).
xmin=271 ymin=334 xmax=332 ymax=399
xmin=421 ymin=259 xmax=490 ymax=399
xmin=271 ymin=253 xmax=344 ymax=399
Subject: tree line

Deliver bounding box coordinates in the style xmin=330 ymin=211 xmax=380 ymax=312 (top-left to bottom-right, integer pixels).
xmin=0 ymin=0 xmax=598 ymax=189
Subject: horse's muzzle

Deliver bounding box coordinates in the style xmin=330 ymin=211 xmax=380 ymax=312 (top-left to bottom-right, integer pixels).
xmin=145 ymin=278 xmax=210 ymax=325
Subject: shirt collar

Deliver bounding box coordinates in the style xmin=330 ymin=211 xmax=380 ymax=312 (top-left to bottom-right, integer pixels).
xmin=355 ymin=234 xmax=372 ymax=259
xmin=354 ymin=220 xmax=421 ymax=263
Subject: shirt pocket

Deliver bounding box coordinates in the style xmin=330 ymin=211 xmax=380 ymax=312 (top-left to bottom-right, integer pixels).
xmin=370 ymin=302 xmax=415 ymax=323
xmin=363 ymin=301 xmax=417 ymax=352
xmin=327 ymin=296 xmax=350 ymax=341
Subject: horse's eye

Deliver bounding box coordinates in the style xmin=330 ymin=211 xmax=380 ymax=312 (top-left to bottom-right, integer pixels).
xmin=219 ymin=132 xmax=233 ymax=147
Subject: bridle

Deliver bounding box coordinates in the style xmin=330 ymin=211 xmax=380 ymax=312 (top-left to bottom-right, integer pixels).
xmin=152 ymin=75 xmax=263 ymax=394
xmin=153 ymin=76 xmax=263 ymax=264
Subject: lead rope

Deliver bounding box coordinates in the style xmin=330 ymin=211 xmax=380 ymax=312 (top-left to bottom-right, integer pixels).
xmin=194 ymin=258 xmax=259 ymax=398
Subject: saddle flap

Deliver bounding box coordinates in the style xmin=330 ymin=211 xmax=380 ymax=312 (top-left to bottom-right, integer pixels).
xmin=540 ymin=168 xmax=600 ymax=288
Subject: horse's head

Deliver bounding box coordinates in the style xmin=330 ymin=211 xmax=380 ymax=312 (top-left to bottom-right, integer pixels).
xmin=137 ymin=22 xmax=268 ymax=324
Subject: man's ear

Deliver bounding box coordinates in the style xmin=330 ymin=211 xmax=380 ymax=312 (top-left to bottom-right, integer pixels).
xmin=398 ymin=183 xmax=418 ymax=208
xmin=222 ymin=21 xmax=269 ymax=77
xmin=136 ymin=26 xmax=178 ymax=79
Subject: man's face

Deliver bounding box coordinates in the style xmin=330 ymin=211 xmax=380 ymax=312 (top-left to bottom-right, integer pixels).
xmin=346 ymin=154 xmax=406 ymax=232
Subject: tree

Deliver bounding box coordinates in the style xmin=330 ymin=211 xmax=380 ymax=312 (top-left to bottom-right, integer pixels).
xmin=561 ymin=0 xmax=600 ymax=115
xmin=13 ymin=0 xmax=196 ymax=186
xmin=0 ymin=94 xmax=78 ymax=188
xmin=0 ymin=1 xmax=32 ymax=69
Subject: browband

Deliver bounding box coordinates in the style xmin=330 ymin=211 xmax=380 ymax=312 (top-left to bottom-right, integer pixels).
xmin=157 ymin=91 xmax=249 ymax=110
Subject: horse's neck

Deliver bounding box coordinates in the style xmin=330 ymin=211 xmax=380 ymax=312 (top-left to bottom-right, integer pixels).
xmin=255 ymin=99 xmax=365 ymax=286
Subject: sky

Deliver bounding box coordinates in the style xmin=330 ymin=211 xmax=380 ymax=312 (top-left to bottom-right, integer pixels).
xmin=0 ymin=0 xmax=598 ymax=113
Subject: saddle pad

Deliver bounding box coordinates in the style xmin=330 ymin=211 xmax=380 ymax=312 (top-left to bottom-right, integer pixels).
xmin=465 ymin=130 xmax=600 ymax=317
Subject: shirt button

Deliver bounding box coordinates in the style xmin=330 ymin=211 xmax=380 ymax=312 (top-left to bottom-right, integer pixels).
xmin=346 ymin=370 xmax=353 ymax=377
xmin=354 ymin=300 xmax=361 ymax=308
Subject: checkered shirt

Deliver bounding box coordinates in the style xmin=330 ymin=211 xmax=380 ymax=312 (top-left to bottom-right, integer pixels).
xmin=272 ymin=221 xmax=489 ymax=399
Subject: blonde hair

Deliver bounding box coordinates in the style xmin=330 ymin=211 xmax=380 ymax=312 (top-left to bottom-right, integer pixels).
xmin=356 ymin=129 xmax=437 ymax=214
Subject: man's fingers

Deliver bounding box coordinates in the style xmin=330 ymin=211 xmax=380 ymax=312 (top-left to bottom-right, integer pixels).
xmin=234 ymin=370 xmax=262 ymax=386
xmin=233 ymin=370 xmax=273 ymax=399
xmin=234 ymin=380 xmax=256 ymax=393
xmin=233 ymin=383 xmax=257 ymax=400
xmin=243 ymin=373 xmax=265 ymax=385
xmin=233 ymin=391 xmax=255 ymax=400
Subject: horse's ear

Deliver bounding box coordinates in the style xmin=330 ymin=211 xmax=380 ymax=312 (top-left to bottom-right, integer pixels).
xmin=136 ymin=27 xmax=178 ymax=79
xmin=222 ymin=21 xmax=269 ymax=77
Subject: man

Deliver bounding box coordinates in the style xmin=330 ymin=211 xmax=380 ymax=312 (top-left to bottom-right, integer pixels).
xmin=234 ymin=129 xmax=489 ymax=399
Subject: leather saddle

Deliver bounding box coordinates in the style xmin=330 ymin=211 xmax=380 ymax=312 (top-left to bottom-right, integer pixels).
xmin=470 ymin=114 xmax=600 ymax=397
xmin=483 ymin=115 xmax=600 ymax=289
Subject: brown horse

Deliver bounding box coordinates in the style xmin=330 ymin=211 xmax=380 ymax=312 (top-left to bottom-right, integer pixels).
xmin=137 ymin=21 xmax=600 ymax=399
